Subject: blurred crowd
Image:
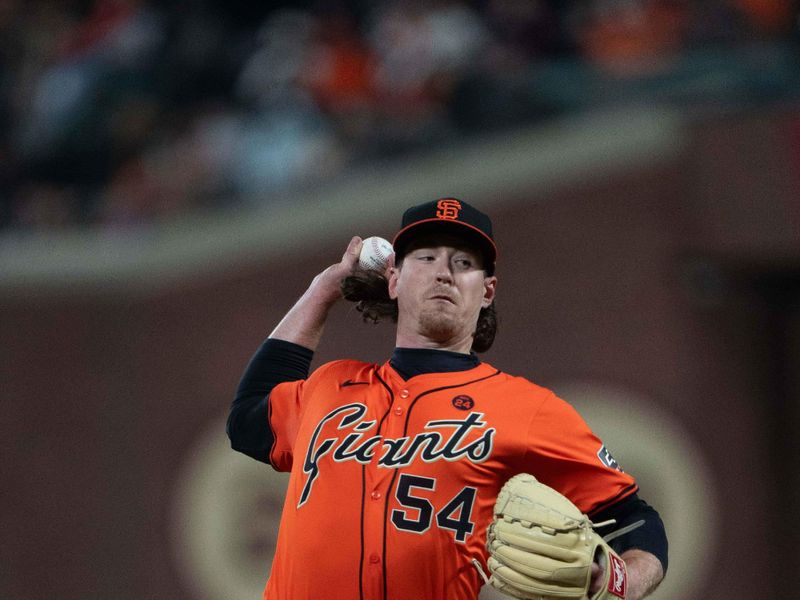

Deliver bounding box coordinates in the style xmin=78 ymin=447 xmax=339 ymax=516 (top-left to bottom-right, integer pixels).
xmin=0 ymin=0 xmax=796 ymax=233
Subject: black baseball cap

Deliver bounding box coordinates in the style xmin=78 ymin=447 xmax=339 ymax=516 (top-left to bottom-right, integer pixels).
xmin=392 ymin=198 xmax=497 ymax=274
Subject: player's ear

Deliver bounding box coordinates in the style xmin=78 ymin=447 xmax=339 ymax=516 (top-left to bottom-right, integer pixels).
xmin=481 ymin=276 xmax=497 ymax=308
xmin=388 ymin=258 xmax=400 ymax=300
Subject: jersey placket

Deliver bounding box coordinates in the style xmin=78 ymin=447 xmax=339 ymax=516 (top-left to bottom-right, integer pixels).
xmin=357 ymin=376 xmax=400 ymax=600
xmin=362 ymin=364 xmax=502 ymax=600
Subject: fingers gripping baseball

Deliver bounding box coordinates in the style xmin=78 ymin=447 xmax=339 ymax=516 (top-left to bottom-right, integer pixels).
xmin=343 ymin=236 xmax=363 ymax=269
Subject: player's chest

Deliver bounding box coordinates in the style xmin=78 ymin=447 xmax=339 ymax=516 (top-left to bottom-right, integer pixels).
xmin=297 ymin=380 xmax=527 ymax=470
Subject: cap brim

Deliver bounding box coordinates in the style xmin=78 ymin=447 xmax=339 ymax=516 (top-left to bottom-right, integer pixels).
xmin=392 ymin=219 xmax=497 ymax=272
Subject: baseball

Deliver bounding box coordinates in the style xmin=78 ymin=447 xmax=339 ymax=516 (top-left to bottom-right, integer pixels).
xmin=358 ymin=236 xmax=393 ymax=272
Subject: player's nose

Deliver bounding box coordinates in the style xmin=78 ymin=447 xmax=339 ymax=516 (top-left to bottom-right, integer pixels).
xmin=432 ymin=253 xmax=454 ymax=283
xmin=435 ymin=266 xmax=454 ymax=283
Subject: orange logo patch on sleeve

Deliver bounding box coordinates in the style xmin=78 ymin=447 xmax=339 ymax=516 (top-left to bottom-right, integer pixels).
xmin=436 ymin=199 xmax=462 ymax=220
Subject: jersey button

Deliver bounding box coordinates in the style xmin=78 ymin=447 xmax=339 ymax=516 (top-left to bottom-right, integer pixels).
xmin=371 ymin=490 xmax=382 ymax=500
xmin=399 ymin=389 xmax=409 ymax=399
xmin=393 ymin=406 xmax=404 ymax=416
xmin=369 ymin=554 xmax=381 ymax=564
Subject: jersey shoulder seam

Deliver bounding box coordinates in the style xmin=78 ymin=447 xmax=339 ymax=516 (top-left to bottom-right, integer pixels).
xmin=488 ymin=369 xmax=557 ymax=402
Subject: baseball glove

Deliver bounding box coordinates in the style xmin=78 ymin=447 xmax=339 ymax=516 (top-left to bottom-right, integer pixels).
xmin=485 ymin=473 xmax=628 ymax=600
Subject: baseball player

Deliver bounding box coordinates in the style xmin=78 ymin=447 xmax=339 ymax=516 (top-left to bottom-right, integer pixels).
xmin=228 ymin=199 xmax=667 ymax=600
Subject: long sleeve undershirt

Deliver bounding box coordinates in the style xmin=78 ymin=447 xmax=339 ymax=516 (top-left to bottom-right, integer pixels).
xmin=227 ymin=338 xmax=313 ymax=463
xmin=227 ymin=338 xmax=668 ymax=572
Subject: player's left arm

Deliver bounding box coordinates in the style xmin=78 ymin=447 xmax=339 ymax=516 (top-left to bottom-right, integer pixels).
xmin=588 ymin=493 xmax=667 ymax=599
xmin=523 ymin=391 xmax=668 ymax=598
xmin=613 ymin=549 xmax=664 ymax=600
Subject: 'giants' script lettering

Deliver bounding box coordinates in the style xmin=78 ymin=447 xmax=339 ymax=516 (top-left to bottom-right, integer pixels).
xmin=298 ymin=403 xmax=495 ymax=506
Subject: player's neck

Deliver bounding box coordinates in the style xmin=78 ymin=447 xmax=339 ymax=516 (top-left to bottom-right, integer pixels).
xmin=394 ymin=329 xmax=473 ymax=355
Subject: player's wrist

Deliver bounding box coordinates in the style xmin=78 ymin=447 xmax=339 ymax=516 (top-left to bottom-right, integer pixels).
xmin=618 ymin=550 xmax=664 ymax=600
xmin=305 ymin=237 xmax=364 ymax=304
xmin=308 ymin=268 xmax=347 ymax=305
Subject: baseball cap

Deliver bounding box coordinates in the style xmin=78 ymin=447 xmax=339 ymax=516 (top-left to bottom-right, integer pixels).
xmin=392 ymin=198 xmax=497 ymax=274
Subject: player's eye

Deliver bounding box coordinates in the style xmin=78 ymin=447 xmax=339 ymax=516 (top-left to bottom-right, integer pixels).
xmin=454 ymin=257 xmax=473 ymax=269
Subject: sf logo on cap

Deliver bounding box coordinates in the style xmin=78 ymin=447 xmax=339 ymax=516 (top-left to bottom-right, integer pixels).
xmin=436 ymin=199 xmax=462 ymax=220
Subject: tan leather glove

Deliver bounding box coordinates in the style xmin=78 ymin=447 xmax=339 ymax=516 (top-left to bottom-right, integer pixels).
xmin=486 ymin=473 xmax=628 ymax=600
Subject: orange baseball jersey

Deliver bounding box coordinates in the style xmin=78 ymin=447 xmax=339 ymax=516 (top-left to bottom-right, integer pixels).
xmin=264 ymin=359 xmax=637 ymax=600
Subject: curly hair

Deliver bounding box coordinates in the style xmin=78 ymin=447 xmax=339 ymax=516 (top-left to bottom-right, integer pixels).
xmin=340 ymin=271 xmax=498 ymax=353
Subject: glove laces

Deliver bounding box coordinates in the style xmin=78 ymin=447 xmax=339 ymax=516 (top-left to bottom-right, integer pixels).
xmin=472 ymin=558 xmax=490 ymax=585
xmin=592 ymin=518 xmax=646 ymax=543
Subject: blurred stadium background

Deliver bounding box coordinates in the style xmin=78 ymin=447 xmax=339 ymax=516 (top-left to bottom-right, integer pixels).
xmin=2 ymin=1 xmax=799 ymax=599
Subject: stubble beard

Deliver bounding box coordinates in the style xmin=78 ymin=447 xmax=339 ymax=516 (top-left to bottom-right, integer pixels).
xmin=417 ymin=305 xmax=463 ymax=344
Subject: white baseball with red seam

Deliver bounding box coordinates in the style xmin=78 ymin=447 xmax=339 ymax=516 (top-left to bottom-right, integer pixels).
xmin=358 ymin=236 xmax=393 ymax=272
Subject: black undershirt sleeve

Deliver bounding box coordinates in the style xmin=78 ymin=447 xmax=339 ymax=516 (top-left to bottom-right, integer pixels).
xmin=589 ymin=492 xmax=669 ymax=574
xmin=226 ymin=338 xmax=313 ymax=464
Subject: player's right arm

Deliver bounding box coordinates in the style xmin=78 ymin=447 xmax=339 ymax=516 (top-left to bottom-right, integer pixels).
xmin=268 ymin=236 xmax=363 ymax=349
xmin=227 ymin=338 xmax=313 ymax=463
xmin=227 ymin=237 xmax=363 ymax=464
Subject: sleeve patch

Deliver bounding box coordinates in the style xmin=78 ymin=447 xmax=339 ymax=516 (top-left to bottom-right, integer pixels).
xmin=597 ymin=444 xmax=624 ymax=472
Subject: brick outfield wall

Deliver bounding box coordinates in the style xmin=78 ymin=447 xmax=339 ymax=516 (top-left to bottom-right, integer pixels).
xmin=2 ymin=110 xmax=798 ymax=600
